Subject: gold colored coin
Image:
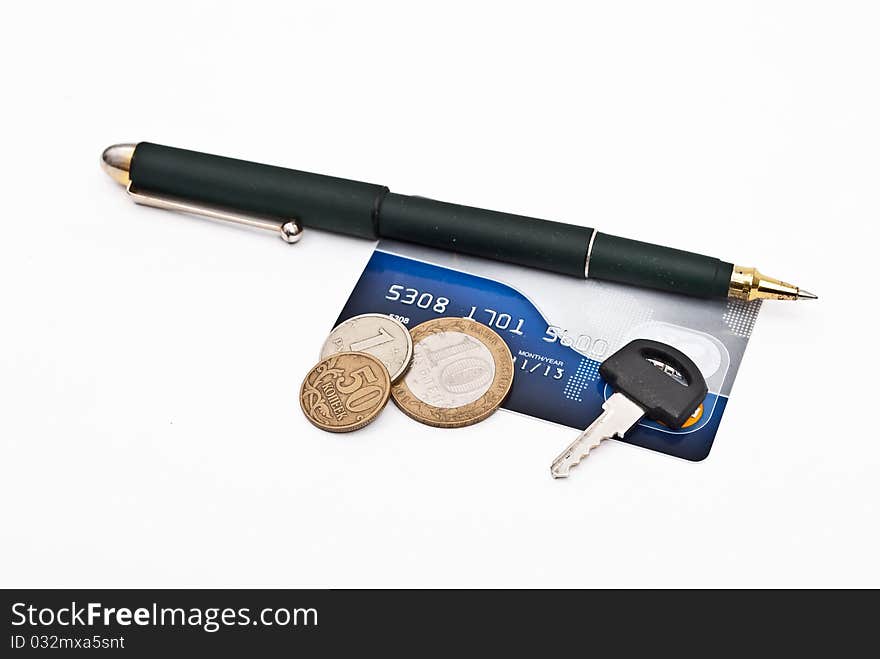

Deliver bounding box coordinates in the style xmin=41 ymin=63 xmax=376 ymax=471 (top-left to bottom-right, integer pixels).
xmin=300 ymin=352 xmax=391 ymax=433
xmin=391 ymin=317 xmax=514 ymax=428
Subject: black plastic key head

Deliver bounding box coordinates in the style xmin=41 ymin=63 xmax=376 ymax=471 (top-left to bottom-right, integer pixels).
xmin=599 ymin=339 xmax=708 ymax=428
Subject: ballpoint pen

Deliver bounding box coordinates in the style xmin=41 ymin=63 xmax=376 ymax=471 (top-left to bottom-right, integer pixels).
xmin=101 ymin=142 xmax=816 ymax=302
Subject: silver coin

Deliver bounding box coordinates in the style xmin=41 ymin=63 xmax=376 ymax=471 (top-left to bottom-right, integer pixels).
xmin=320 ymin=314 xmax=414 ymax=382
xmin=390 ymin=318 xmax=513 ymax=428
xmin=402 ymin=329 xmax=496 ymax=408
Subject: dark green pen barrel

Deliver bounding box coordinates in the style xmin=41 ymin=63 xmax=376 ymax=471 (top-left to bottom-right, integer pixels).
xmin=589 ymin=233 xmax=733 ymax=298
xmin=128 ymin=143 xmax=734 ymax=298
xmin=129 ymin=142 xmax=386 ymax=239
xmin=378 ymin=194 xmax=594 ymax=278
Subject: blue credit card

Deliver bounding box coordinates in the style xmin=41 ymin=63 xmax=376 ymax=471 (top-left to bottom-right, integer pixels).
xmin=336 ymin=241 xmax=761 ymax=461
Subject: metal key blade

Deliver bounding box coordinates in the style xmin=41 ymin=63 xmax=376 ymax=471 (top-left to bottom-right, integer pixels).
xmin=550 ymin=393 xmax=645 ymax=478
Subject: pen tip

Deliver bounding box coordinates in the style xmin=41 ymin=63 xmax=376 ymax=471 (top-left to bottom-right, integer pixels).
xmin=730 ymin=266 xmax=818 ymax=302
xmin=101 ymin=143 xmax=135 ymax=185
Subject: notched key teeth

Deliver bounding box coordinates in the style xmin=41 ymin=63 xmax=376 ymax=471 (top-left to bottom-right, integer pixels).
xmin=550 ymin=443 xmax=601 ymax=479
xmin=550 ymin=458 xmax=581 ymax=479
xmin=550 ymin=453 xmax=575 ymax=478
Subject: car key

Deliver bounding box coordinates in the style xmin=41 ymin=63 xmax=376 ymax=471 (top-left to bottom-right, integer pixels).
xmin=550 ymin=339 xmax=708 ymax=478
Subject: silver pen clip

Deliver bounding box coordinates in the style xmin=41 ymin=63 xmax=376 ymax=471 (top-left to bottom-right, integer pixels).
xmin=125 ymin=182 xmax=303 ymax=244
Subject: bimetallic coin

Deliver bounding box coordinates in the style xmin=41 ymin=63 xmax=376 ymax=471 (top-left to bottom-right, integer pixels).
xmin=300 ymin=352 xmax=391 ymax=433
xmin=320 ymin=314 xmax=414 ymax=383
xmin=391 ymin=317 xmax=514 ymax=428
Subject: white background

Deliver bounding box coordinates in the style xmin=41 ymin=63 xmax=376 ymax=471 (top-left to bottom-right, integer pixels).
xmin=1 ymin=1 xmax=876 ymax=588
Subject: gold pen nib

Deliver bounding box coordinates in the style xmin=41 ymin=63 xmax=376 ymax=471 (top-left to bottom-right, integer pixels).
xmin=728 ymin=265 xmax=817 ymax=302
xmin=101 ymin=143 xmax=135 ymax=185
